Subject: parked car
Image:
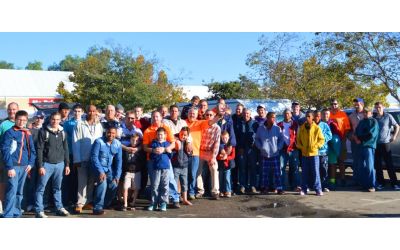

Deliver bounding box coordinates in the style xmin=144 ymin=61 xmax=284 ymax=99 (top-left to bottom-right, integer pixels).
xmin=344 ymin=108 xmax=400 ymax=171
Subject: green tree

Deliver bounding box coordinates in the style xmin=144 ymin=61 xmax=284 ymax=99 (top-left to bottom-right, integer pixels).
xmin=315 ymin=32 xmax=400 ymax=104
xmin=0 ymin=60 xmax=14 ymax=69
xmin=57 ymin=45 xmax=187 ymax=111
xmin=25 ymin=60 xmax=43 ymax=70
xmin=206 ymin=75 xmax=266 ymax=100
xmin=48 ymin=55 xmax=84 ymax=71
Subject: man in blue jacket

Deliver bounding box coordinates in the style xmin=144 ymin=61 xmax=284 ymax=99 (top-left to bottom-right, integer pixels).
xmin=1 ymin=110 xmax=36 ymax=218
xmin=91 ymin=126 xmax=122 ymax=215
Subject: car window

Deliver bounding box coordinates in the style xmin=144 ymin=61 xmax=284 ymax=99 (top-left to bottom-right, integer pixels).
xmin=390 ymin=112 xmax=400 ymax=124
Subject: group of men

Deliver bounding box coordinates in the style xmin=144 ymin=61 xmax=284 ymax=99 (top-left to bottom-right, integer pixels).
xmin=0 ymin=95 xmax=399 ymax=217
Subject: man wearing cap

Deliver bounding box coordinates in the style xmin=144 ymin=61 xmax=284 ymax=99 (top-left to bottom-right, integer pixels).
xmin=354 ymin=107 xmax=379 ymax=192
xmin=348 ymin=98 xmax=366 ymax=186
xmin=373 ymin=102 xmax=400 ymax=190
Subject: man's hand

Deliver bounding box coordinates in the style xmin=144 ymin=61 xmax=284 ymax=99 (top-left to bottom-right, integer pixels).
xmin=165 ymin=147 xmax=172 ymax=153
xmin=65 ymin=166 xmax=70 ymax=176
xmin=26 ymin=165 xmax=32 ymax=178
xmin=209 ymin=159 xmax=216 ymax=166
xmin=113 ymin=178 xmax=119 ymax=185
xmin=153 ymin=147 xmax=164 ymax=154
xmin=99 ymin=173 xmax=106 ymax=182
xmin=39 ymin=167 xmax=46 ymax=176
xmin=8 ymin=169 xmax=16 ymax=178
xmin=185 ymin=143 xmax=193 ymax=154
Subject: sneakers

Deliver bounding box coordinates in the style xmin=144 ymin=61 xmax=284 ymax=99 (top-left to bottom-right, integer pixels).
xmin=250 ymin=187 xmax=258 ymax=194
xmin=225 ymin=192 xmax=232 ymax=198
xmin=195 ymin=193 xmax=204 ymax=199
xmin=188 ymin=195 xmax=196 ymax=200
xmin=393 ymin=185 xmax=400 ymax=191
xmin=376 ymin=184 xmax=384 ymax=190
xmin=26 ymin=205 xmax=34 ymax=212
xmin=56 ymin=208 xmax=70 ymax=216
xmin=239 ymin=186 xmax=246 ymax=194
xmin=93 ymin=209 xmax=105 ymax=215
xmin=212 ymin=193 xmax=220 ymax=200
xmin=299 ymin=191 xmax=306 ymax=196
xmin=316 ymin=191 xmax=324 ymax=196
xmin=323 ymin=188 xmax=330 ymax=193
xmin=368 ymin=188 xmax=376 ymax=192
xmin=147 ymin=205 xmax=154 ymax=211
xmin=277 ymin=189 xmax=285 ymax=195
xmin=171 ymin=202 xmax=180 ymax=209
xmin=36 ymin=211 xmax=49 ymax=218
xmin=160 ymin=203 xmax=167 ymax=212
xmin=74 ymin=206 xmax=82 ymax=214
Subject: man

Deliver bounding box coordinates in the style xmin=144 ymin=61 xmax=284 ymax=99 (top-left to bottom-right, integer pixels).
xmin=254 ymin=105 xmax=267 ymax=126
xmin=232 ymin=103 xmax=244 ymax=193
xmin=197 ymin=110 xmax=221 ymax=199
xmin=58 ymin=102 xmax=71 ymax=127
xmin=277 ymin=109 xmax=300 ymax=192
xmin=197 ymin=99 xmax=208 ymax=120
xmin=255 ymin=112 xmax=285 ymax=194
xmin=115 ymin=104 xmax=125 ymax=122
xmin=329 ymin=99 xmax=351 ymax=186
xmin=1 ymin=110 xmax=36 ymax=218
xmin=35 ymin=112 xmax=71 ymax=218
xmin=296 ymin=111 xmax=325 ymax=196
xmin=91 ymin=127 xmax=122 ymax=215
xmin=355 ymin=108 xmax=379 ymax=192
xmin=72 ymin=105 xmax=104 ymax=213
xmin=121 ymin=111 xmax=143 ymax=149
xmin=143 ymin=111 xmax=180 ymax=208
xmin=235 ymin=108 xmax=259 ymax=194
xmin=373 ymin=102 xmax=400 ymax=190
xmin=0 ymin=102 xmax=19 ymax=215
xmin=162 ymin=105 xmax=190 ymax=136
xmin=181 ymin=95 xmax=200 ymax=120
xmin=101 ymin=105 xmax=122 ymax=138
xmin=133 ymin=105 xmax=150 ymax=133
xmin=291 ymin=102 xmax=306 ymax=126
xmin=158 ymin=105 xmax=169 ymax=119
xmin=348 ymin=98 xmax=365 ymax=186
xmin=314 ymin=111 xmax=332 ymax=192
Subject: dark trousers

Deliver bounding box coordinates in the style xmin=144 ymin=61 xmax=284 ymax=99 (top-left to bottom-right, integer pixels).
xmin=375 ymin=143 xmax=398 ymax=187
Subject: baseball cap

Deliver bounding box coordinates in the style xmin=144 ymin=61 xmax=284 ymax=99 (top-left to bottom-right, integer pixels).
xmin=353 ymin=97 xmax=364 ymax=103
xmin=34 ymin=111 xmax=45 ymax=118
xmin=292 ymin=101 xmax=300 ymax=106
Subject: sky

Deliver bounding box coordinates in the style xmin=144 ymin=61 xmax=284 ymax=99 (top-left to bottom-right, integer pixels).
xmin=0 ymin=32 xmax=313 ymax=85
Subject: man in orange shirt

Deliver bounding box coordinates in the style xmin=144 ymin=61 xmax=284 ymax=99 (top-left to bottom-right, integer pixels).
xmin=329 ymin=99 xmax=351 ymax=186
xmin=185 ymin=107 xmax=224 ymax=200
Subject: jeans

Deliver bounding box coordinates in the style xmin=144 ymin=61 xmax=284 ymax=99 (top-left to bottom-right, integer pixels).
xmin=93 ymin=171 xmax=118 ymax=211
xmin=3 ymin=166 xmax=29 ymax=218
xmin=151 ymin=169 xmax=169 ymax=205
xmin=218 ymin=161 xmax=232 ymax=193
xmin=280 ymin=149 xmax=300 ymax=190
xmin=360 ymin=147 xmax=376 ymax=189
xmin=238 ymin=147 xmax=258 ymax=189
xmin=301 ymin=156 xmax=321 ymax=193
xmin=76 ymin=161 xmax=95 ymax=207
xmin=173 ymin=167 xmax=188 ymax=192
xmin=351 ymin=141 xmax=362 ymax=184
xmin=167 ymin=163 xmax=180 ymax=203
xmin=35 ymin=162 xmax=65 ymax=212
xmin=375 ymin=143 xmax=398 ymax=186
xmin=24 ymin=165 xmax=38 ymax=209
xmin=319 ymin=155 xmax=329 ymax=189
xmin=61 ymin=154 xmax=77 ymax=206
xmin=188 ymin=155 xmax=199 ymax=196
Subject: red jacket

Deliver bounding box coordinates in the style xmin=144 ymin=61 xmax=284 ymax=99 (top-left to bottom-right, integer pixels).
xmin=217 ymin=145 xmax=236 ymax=168
xmin=277 ymin=120 xmax=298 ymax=153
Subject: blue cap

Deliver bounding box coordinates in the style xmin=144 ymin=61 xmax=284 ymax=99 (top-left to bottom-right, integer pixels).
xmin=353 ymin=97 xmax=364 ymax=103
xmin=34 ymin=111 xmax=45 ymax=118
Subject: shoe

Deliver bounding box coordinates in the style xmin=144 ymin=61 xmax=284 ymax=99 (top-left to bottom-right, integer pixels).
xmin=93 ymin=209 xmax=105 ymax=215
xmin=299 ymin=191 xmax=306 ymax=196
xmin=219 ymin=193 xmax=225 ymax=198
xmin=368 ymin=188 xmax=376 ymax=192
xmin=74 ymin=206 xmax=82 ymax=214
xmin=195 ymin=193 xmax=204 ymax=199
xmin=160 ymin=203 xmax=167 ymax=212
xmin=294 ymin=186 xmax=302 ymax=192
xmin=393 ymin=185 xmax=400 ymax=191
xmin=239 ymin=186 xmax=246 ymax=194
xmin=269 ymin=188 xmax=277 ymax=194
xmin=188 ymin=195 xmax=196 ymax=200
xmin=376 ymin=184 xmax=384 ymax=190
xmin=35 ymin=211 xmax=48 ymax=218
xmin=225 ymin=192 xmax=232 ymax=198
xmin=118 ymin=206 xmax=127 ymax=211
xmin=82 ymin=204 xmax=93 ymax=210
xmin=316 ymin=191 xmax=324 ymax=196
xmin=56 ymin=208 xmax=70 ymax=216
xmin=26 ymin=205 xmax=34 ymax=212
xmin=147 ymin=205 xmax=154 ymax=211
xmin=277 ymin=190 xmax=285 ymax=195
xmin=323 ymin=188 xmax=330 ymax=193
xmin=172 ymin=202 xmax=180 ymax=209
xmin=212 ymin=193 xmax=220 ymax=200
xmin=250 ymin=187 xmax=258 ymax=194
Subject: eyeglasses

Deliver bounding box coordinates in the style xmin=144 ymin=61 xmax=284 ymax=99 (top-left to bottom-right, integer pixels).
xmin=127 ymin=117 xmax=135 ymax=120
xmin=205 ymin=114 xmax=213 ymax=117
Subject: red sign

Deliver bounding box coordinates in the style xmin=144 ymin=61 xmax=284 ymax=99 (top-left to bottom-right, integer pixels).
xmin=28 ymin=98 xmax=62 ymax=106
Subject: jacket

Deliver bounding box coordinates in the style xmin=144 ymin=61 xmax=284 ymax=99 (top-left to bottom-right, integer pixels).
xmin=355 ymin=117 xmax=379 ymax=149
xmin=72 ymin=120 xmax=104 ymax=163
xmin=317 ymin=121 xmax=332 ymax=156
xmin=150 ymin=140 xmax=172 ymax=170
xmin=277 ymin=120 xmax=298 ymax=153
xmin=296 ymin=122 xmax=325 ymax=157
xmin=235 ymin=118 xmax=258 ymax=149
xmin=216 ymin=116 xmax=237 ymax=147
xmin=255 ymin=124 xmax=284 ymax=158
xmin=37 ymin=126 xmax=69 ymax=167
xmin=1 ymin=126 xmax=36 ymax=169
xmin=91 ymin=137 xmax=122 ymax=179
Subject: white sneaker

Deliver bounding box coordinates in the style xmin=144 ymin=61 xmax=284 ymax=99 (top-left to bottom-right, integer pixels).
xmin=56 ymin=207 xmax=70 ymax=216
xmin=36 ymin=212 xmax=49 ymax=218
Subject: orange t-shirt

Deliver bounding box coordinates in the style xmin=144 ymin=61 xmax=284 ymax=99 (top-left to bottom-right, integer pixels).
xmin=143 ymin=123 xmax=175 ymax=159
xmin=329 ymin=110 xmax=351 ymax=137
xmin=185 ymin=119 xmax=210 ymax=156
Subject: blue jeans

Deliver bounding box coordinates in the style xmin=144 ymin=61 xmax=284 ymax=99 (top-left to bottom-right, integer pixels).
xmin=301 ymin=156 xmax=321 ymax=193
xmin=24 ymin=166 xmax=37 ymax=209
xmin=238 ymin=147 xmax=257 ymax=189
xmin=167 ymin=163 xmax=180 ymax=203
xmin=3 ymin=166 xmax=29 ymax=218
xmin=93 ymin=171 xmax=118 ymax=211
xmin=35 ymin=162 xmax=65 ymax=212
xmin=351 ymin=141 xmax=362 ymax=184
xmin=360 ymin=147 xmax=376 ymax=189
xmin=188 ymin=155 xmax=199 ymax=196
xmin=319 ymin=155 xmax=329 ymax=189
xmin=218 ymin=161 xmax=232 ymax=193
xmin=280 ymin=149 xmax=300 ymax=190
xmin=151 ymin=169 xmax=169 ymax=205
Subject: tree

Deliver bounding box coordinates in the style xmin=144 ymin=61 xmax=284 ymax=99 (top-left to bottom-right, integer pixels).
xmin=25 ymin=61 xmax=43 ymax=70
xmin=48 ymin=55 xmax=84 ymax=71
xmin=0 ymin=60 xmax=14 ymax=69
xmin=206 ymin=75 xmax=266 ymax=100
xmin=315 ymin=32 xmax=400 ymax=104
xmin=247 ymin=33 xmax=389 ymax=109
xmin=57 ymin=45 xmax=187 ymax=111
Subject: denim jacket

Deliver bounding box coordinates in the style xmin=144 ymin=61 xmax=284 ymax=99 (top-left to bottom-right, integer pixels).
xmin=91 ymin=137 xmax=122 ymax=179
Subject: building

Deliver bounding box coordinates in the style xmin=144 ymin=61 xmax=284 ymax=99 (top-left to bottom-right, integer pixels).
xmin=0 ymin=69 xmax=74 ymax=118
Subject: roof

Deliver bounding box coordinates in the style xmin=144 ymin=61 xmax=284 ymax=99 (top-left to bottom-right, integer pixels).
xmin=0 ymin=69 xmax=75 ymax=97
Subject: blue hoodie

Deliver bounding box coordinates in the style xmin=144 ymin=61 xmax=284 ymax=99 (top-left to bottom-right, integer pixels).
xmin=255 ymin=124 xmax=284 ymax=158
xmin=317 ymin=121 xmax=332 ymax=156
xmin=1 ymin=126 xmax=36 ymax=170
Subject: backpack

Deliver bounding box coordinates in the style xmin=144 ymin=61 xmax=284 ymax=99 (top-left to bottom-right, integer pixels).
xmin=43 ymin=128 xmax=66 ymax=143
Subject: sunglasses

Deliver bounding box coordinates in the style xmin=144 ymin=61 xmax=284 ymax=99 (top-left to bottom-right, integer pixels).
xmin=331 ymin=103 xmax=338 ymax=105
xmin=205 ymin=114 xmax=213 ymax=117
